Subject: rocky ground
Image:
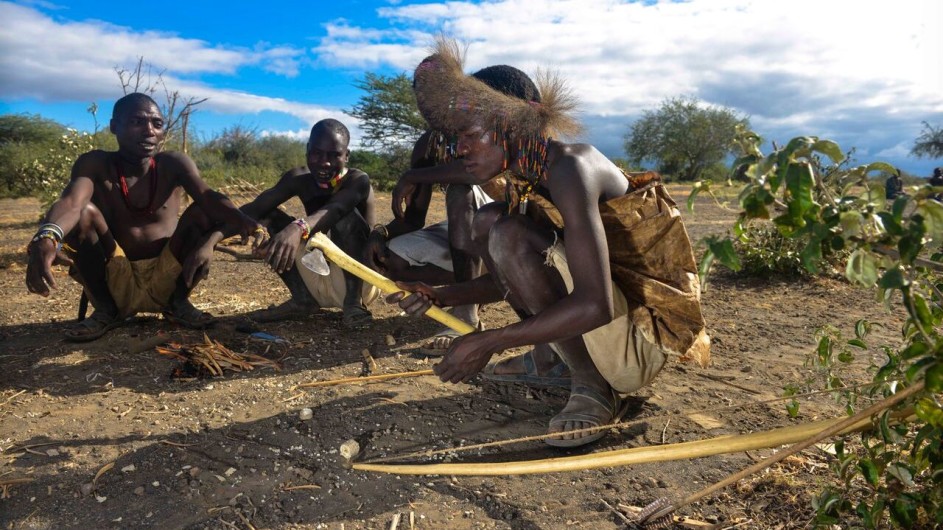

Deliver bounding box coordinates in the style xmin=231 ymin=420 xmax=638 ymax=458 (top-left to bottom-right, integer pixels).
xmin=0 ymin=185 xmax=907 ymax=529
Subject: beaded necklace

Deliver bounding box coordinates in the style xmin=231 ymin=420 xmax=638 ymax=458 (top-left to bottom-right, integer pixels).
xmin=114 ymin=156 xmax=159 ymax=215
xmin=316 ymin=168 xmax=348 ymax=191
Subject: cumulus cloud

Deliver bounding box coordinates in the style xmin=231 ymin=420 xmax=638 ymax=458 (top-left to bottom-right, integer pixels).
xmin=0 ymin=2 xmax=317 ymax=115
xmin=315 ymin=0 xmax=943 ymax=168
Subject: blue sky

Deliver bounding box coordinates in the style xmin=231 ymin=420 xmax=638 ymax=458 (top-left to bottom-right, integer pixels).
xmin=1 ymin=0 xmax=941 ymax=176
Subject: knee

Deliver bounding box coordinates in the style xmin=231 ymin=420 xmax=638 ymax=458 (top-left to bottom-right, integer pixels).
xmin=486 ymin=215 xmax=530 ymax=265
xmin=73 ymin=203 xmax=105 ymax=241
xmin=333 ymin=210 xmax=369 ymax=242
xmin=470 ymin=202 xmax=506 ymax=245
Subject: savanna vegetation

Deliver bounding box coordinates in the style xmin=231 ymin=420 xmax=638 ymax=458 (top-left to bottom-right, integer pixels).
xmin=1 ymin=58 xmax=941 ymax=528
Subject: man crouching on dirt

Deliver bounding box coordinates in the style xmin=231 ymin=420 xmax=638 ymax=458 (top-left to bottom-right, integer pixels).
xmin=223 ymin=119 xmax=377 ymax=328
xmin=25 ymin=93 xmax=263 ymax=342
xmin=390 ymin=40 xmax=711 ymax=447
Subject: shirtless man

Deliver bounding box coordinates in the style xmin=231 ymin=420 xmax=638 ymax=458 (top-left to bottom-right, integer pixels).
xmin=234 ymin=119 xmax=376 ymax=327
xmin=392 ymin=42 xmax=710 ymax=447
xmin=25 ymin=93 xmax=261 ymax=341
xmin=365 ymin=64 xmax=538 ymax=355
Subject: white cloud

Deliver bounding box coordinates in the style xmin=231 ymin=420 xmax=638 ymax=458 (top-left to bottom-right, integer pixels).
xmin=315 ymin=0 xmax=943 ymax=165
xmin=0 ymin=2 xmax=316 ymax=115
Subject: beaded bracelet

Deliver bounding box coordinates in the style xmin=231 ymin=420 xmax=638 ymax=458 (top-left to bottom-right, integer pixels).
xmin=293 ymin=218 xmax=311 ymax=240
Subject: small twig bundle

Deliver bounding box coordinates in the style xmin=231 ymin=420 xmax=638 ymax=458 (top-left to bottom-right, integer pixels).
xmin=157 ymin=334 xmax=281 ymax=378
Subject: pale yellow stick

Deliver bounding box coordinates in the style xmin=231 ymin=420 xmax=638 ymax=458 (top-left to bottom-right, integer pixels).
xmin=353 ymin=413 xmax=875 ymax=476
xmin=306 ymin=232 xmax=476 ymax=335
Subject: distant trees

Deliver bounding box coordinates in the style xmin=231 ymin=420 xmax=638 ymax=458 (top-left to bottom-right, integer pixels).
xmin=911 ymin=121 xmax=943 ymax=159
xmin=624 ymin=96 xmax=748 ymax=181
xmin=346 ymin=72 xmax=426 ymax=153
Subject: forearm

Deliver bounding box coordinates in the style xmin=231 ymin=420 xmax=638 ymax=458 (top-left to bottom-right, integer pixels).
xmin=435 ymin=274 xmax=505 ymax=307
xmin=402 ymin=161 xmax=479 ymax=186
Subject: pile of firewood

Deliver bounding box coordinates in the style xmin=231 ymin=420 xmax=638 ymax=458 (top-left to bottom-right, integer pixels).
xmin=157 ymin=334 xmax=280 ymax=378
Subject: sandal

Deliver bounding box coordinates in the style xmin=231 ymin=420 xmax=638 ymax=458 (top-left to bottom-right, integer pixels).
xmin=342 ymin=304 xmax=373 ymax=329
xmin=63 ymin=311 xmax=127 ymax=342
xmin=545 ymin=386 xmax=629 ymax=448
xmin=162 ymin=303 xmax=216 ymax=329
xmin=482 ymin=348 xmax=571 ymax=388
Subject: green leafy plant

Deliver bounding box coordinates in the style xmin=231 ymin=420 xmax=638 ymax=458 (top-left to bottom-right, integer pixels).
xmin=690 ymin=128 xmax=943 ymax=528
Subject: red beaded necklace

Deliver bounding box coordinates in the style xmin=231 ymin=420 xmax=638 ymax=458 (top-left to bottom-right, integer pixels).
xmin=114 ymin=156 xmax=159 ymax=215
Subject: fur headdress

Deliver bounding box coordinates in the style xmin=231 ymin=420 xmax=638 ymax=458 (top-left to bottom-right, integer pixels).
xmin=414 ymin=37 xmax=582 ymax=148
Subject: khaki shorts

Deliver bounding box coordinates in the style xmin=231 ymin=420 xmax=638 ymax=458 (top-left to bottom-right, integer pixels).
xmin=544 ymin=239 xmax=667 ymax=394
xmin=295 ymin=239 xmax=379 ymax=309
xmin=106 ymin=244 xmax=182 ymax=318
xmin=387 ymin=185 xmax=493 ymax=272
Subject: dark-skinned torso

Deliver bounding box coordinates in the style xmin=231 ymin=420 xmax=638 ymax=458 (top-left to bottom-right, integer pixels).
xmin=82 ymin=149 xmax=186 ymax=261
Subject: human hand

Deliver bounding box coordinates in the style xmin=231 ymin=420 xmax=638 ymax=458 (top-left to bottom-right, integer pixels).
xmin=434 ymin=331 xmax=498 ymax=384
xmin=237 ymin=215 xmax=267 ymax=249
xmin=259 ymin=223 xmax=303 ymax=274
xmin=25 ymin=237 xmax=59 ymax=296
xmin=392 ymin=178 xmax=418 ymax=219
xmin=385 ymin=281 xmax=441 ymax=316
xmin=365 ymin=231 xmax=389 ymax=274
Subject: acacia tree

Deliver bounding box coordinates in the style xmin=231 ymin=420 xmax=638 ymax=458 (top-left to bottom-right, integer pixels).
xmin=911 ymin=121 xmax=943 ymax=159
xmin=346 ymin=72 xmax=427 ymax=153
xmin=624 ymin=96 xmax=748 ymax=181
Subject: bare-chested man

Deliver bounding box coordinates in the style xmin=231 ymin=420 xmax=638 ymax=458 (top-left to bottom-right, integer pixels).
xmin=365 ymin=64 xmax=539 ymax=355
xmin=231 ymin=119 xmax=376 ymax=327
xmin=391 ymin=41 xmax=710 ymax=447
xmin=25 ymin=93 xmax=261 ymax=341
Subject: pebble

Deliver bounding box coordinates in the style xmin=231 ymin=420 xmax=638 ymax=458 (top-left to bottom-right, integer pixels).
xmin=384 ymin=335 xmax=396 ymax=346
xmin=188 ymin=467 xmax=201 ymax=478
xmin=79 ymin=483 xmax=94 ymax=496
xmin=134 ymin=486 xmax=144 ymax=496
xmin=298 ymin=408 xmax=313 ymax=421
xmin=46 ymin=449 xmax=59 ymax=457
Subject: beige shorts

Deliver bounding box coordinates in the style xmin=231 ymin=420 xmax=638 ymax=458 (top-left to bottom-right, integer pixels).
xmin=106 ymin=244 xmax=182 ymax=318
xmin=295 ymin=239 xmax=379 ymax=309
xmin=544 ymin=239 xmax=667 ymax=394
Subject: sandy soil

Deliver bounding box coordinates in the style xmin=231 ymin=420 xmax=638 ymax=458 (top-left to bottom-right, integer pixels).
xmin=0 ymin=185 xmax=907 ymax=529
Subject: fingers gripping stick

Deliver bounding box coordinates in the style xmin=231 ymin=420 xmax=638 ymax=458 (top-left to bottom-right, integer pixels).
xmin=304 ymin=232 xmax=475 ymax=335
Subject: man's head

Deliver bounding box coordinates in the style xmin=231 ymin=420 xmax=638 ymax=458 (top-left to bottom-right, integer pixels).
xmin=307 ymin=119 xmax=350 ymax=186
xmin=110 ymin=93 xmax=164 ymax=158
xmin=934 ymin=167 xmax=942 ymax=179
xmin=470 ymin=65 xmax=541 ymax=104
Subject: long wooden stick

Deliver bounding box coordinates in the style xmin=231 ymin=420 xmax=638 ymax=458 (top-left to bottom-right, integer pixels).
xmin=637 ymin=380 xmax=925 ymax=526
xmin=295 ymin=369 xmax=435 ymax=389
xmin=352 ymin=406 xmax=895 ymax=476
xmin=305 ymin=232 xmax=476 ymax=335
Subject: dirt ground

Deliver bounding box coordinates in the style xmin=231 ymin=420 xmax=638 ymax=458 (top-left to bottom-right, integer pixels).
xmin=0 ymin=185 xmax=907 ymax=529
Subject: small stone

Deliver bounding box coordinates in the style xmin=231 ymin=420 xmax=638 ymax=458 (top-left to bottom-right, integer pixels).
xmin=79 ymin=483 xmax=94 ymax=496
xmin=134 ymin=486 xmax=145 ymax=496
xmin=46 ymin=449 xmax=59 ymax=457
xmin=384 ymin=335 xmax=396 ymax=346
xmin=339 ymin=439 xmax=360 ymax=462
xmin=151 ymin=481 xmax=160 ymax=487
xmin=121 ymin=464 xmax=136 ymax=473
xmin=224 ymin=467 xmax=237 ymax=477
xmin=95 ymin=495 xmax=107 ymax=503
xmin=298 ymin=408 xmax=313 ymax=421
xmin=188 ymin=467 xmax=201 ymax=477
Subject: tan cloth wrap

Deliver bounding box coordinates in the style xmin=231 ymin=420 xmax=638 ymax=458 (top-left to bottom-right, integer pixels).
xmin=295 ymin=239 xmax=379 ymax=309
xmin=544 ymin=240 xmax=667 ymax=393
xmin=106 ymin=244 xmax=182 ymax=317
xmin=508 ymin=175 xmax=711 ymax=368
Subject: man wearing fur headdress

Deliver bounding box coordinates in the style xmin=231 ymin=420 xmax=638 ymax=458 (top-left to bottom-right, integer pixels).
xmin=391 ymin=40 xmax=710 ymax=447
